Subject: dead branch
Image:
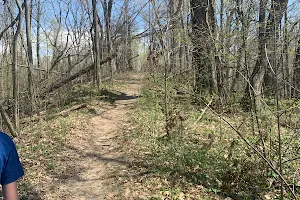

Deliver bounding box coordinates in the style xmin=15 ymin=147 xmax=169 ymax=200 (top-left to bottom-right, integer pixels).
xmin=192 ymin=97 xmax=214 ymax=127
xmin=0 ymin=103 xmax=18 ymax=137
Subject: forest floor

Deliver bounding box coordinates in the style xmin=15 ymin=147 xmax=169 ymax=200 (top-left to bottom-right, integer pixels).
xmin=18 ymin=73 xmax=151 ymax=199
xmin=18 ymin=72 xmax=295 ymax=200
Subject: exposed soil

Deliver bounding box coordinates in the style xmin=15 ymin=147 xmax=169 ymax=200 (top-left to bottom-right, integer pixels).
xmin=55 ymin=74 xmax=142 ymax=199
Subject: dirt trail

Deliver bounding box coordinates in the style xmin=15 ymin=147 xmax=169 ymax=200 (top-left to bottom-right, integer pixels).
xmin=57 ymin=74 xmax=142 ymax=200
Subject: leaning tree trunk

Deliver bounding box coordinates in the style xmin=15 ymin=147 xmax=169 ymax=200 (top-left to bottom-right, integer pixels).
xmin=42 ymin=53 xmax=117 ymax=95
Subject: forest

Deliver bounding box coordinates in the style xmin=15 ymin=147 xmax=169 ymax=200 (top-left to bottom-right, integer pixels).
xmin=0 ymin=0 xmax=299 ymax=199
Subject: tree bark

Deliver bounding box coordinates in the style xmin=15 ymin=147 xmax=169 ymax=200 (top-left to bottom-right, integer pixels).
xmin=190 ymin=0 xmax=212 ymax=94
xmin=293 ymin=38 xmax=300 ymax=97
xmin=245 ymin=0 xmax=288 ymax=108
xmin=101 ymin=0 xmax=114 ymax=79
xmin=25 ymin=0 xmax=35 ymax=113
xmin=92 ymin=0 xmax=101 ymax=89
xmin=124 ymin=0 xmax=132 ymax=70
xmin=12 ymin=0 xmax=23 ymax=131
xmin=243 ymin=0 xmax=267 ymax=109
xmin=36 ymin=0 xmax=41 ymax=71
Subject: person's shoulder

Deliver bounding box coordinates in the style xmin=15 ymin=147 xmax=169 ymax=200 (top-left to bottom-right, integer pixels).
xmin=0 ymin=132 xmax=14 ymax=147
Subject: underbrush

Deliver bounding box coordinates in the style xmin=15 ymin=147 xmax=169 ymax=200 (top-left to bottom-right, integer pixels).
xmin=128 ymin=75 xmax=300 ymax=199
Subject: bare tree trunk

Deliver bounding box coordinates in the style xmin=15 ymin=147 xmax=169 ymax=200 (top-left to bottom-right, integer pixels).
xmin=207 ymin=0 xmax=220 ymax=95
xmin=12 ymin=0 xmax=23 ymax=131
xmin=124 ymin=0 xmax=132 ymax=70
xmin=190 ymin=0 xmax=213 ymax=94
xmin=283 ymin=9 xmax=290 ymax=98
xmin=245 ymin=0 xmax=288 ymax=108
xmin=92 ymin=0 xmax=101 ymax=89
xmin=293 ymin=38 xmax=300 ymax=97
xmin=36 ymin=0 xmax=41 ymax=71
xmin=243 ymin=0 xmax=267 ymax=109
xmin=263 ymin=0 xmax=288 ymax=94
xmin=168 ymin=0 xmax=175 ymax=74
xmin=25 ymin=0 xmax=35 ymax=114
xmin=101 ymin=0 xmax=114 ymax=80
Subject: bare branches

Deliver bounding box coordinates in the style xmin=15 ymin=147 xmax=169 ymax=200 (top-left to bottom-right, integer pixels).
xmin=0 ymin=2 xmax=25 ymax=40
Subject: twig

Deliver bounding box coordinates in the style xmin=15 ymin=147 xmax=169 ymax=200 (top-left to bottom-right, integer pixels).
xmin=282 ymin=156 xmax=300 ymax=165
xmin=191 ymin=97 xmax=214 ymax=128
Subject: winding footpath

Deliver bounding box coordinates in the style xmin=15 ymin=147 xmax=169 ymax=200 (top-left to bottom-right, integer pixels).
xmin=57 ymin=74 xmax=142 ymax=199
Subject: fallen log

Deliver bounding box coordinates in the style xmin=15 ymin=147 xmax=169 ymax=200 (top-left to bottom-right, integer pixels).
xmin=49 ymin=103 xmax=88 ymax=118
xmin=41 ymin=53 xmax=117 ymax=96
xmin=21 ymin=103 xmax=88 ymax=124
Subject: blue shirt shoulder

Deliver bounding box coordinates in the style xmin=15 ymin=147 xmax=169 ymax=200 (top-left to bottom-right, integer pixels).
xmin=0 ymin=132 xmax=24 ymax=185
